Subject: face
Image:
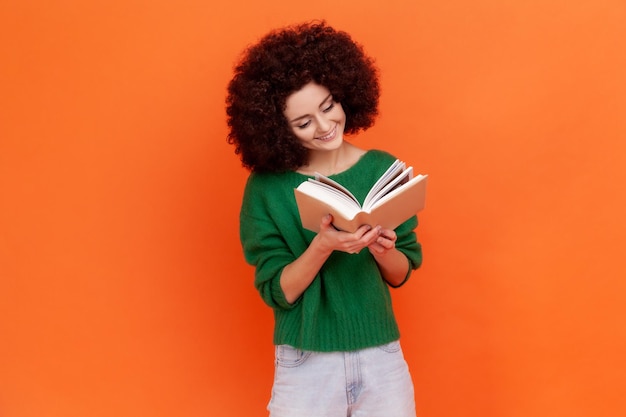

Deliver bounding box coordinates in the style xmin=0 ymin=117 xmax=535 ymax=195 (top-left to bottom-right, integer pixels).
xmin=283 ymin=82 xmax=346 ymax=152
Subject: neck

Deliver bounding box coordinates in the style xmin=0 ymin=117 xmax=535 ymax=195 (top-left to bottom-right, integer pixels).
xmin=298 ymin=142 xmax=365 ymax=176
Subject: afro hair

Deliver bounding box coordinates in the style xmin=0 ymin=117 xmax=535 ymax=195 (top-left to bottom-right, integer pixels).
xmin=226 ymin=21 xmax=380 ymax=173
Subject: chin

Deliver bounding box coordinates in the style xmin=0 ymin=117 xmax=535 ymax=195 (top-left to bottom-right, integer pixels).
xmin=320 ymin=136 xmax=343 ymax=149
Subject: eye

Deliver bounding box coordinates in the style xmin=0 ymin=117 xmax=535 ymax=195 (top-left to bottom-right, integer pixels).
xmin=323 ymin=102 xmax=335 ymax=113
xmin=297 ymin=120 xmax=311 ymax=129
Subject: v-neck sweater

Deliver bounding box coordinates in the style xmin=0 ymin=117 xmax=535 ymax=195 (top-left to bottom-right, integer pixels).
xmin=239 ymin=149 xmax=422 ymax=352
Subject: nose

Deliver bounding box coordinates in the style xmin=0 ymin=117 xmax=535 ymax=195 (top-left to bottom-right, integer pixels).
xmin=315 ymin=114 xmax=331 ymax=133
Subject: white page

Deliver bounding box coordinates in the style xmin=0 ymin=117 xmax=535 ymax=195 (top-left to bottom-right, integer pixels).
xmin=363 ymin=159 xmax=405 ymax=208
xmin=296 ymin=180 xmax=361 ymax=219
xmin=313 ymin=173 xmax=360 ymax=206
xmin=363 ymin=166 xmax=414 ymax=211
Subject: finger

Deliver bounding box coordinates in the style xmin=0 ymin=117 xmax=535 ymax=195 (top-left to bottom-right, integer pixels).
xmin=362 ymin=225 xmax=382 ymax=239
xmin=362 ymin=226 xmax=382 ymax=246
xmin=375 ymin=236 xmax=394 ymax=249
xmin=378 ymin=228 xmax=397 ymax=241
xmin=319 ymin=214 xmax=334 ymax=231
xmin=368 ymin=242 xmax=385 ymax=254
xmin=353 ymin=224 xmax=374 ymax=238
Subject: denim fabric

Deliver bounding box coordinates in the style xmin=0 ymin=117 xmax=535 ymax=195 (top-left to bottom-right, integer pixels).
xmin=268 ymin=341 xmax=416 ymax=417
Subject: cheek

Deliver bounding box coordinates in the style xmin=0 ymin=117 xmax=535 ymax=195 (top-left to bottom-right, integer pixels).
xmin=291 ymin=128 xmax=311 ymax=143
xmin=334 ymin=103 xmax=346 ymax=118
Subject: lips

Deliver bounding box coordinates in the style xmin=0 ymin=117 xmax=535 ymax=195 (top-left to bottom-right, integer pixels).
xmin=316 ymin=125 xmax=337 ymax=141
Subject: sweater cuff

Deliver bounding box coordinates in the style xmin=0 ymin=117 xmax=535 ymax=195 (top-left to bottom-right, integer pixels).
xmin=387 ymin=264 xmax=412 ymax=288
xmin=270 ymin=272 xmax=299 ymax=310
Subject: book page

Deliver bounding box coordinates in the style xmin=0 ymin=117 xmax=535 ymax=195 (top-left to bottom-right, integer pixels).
xmin=313 ymin=173 xmax=360 ymax=206
xmin=362 ymin=159 xmax=406 ymax=208
xmin=304 ymin=179 xmax=359 ymax=208
xmin=363 ymin=167 xmax=413 ymax=211
xmin=295 ymin=180 xmax=362 ymax=221
xmin=365 ymin=174 xmax=427 ymax=230
xmin=370 ymin=174 xmax=427 ymax=211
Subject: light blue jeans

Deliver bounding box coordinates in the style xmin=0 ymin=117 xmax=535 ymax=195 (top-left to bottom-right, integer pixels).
xmin=268 ymin=340 xmax=416 ymax=417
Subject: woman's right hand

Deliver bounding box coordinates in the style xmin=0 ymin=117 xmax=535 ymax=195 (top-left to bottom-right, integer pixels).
xmin=280 ymin=215 xmax=382 ymax=304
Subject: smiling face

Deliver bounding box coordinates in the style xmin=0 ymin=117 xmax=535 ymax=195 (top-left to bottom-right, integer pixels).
xmin=283 ymin=82 xmax=346 ymax=153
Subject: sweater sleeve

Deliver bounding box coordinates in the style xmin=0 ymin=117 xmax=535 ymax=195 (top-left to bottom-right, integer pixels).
xmin=239 ymin=174 xmax=299 ymax=310
xmin=389 ymin=214 xmax=423 ymax=288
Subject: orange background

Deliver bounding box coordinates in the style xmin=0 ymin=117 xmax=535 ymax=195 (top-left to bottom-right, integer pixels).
xmin=1 ymin=1 xmax=625 ymax=416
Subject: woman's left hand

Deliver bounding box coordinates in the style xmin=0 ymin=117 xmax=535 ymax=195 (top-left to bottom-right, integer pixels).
xmin=368 ymin=227 xmax=411 ymax=287
xmin=368 ymin=228 xmax=397 ymax=256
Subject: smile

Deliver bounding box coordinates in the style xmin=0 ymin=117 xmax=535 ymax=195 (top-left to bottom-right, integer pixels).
xmin=316 ymin=125 xmax=337 ymax=142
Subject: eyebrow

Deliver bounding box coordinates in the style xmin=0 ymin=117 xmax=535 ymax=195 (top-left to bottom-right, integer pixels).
xmin=288 ymin=94 xmax=333 ymax=123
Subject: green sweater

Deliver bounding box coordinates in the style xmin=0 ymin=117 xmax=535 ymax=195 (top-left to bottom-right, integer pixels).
xmin=239 ymin=150 xmax=422 ymax=352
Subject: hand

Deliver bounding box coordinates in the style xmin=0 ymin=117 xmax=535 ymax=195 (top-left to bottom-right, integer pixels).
xmin=315 ymin=215 xmax=382 ymax=255
xmin=367 ymin=227 xmax=397 ymax=256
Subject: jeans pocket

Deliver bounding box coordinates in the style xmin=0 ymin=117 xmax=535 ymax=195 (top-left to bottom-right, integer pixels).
xmin=376 ymin=340 xmax=401 ymax=353
xmin=275 ymin=344 xmax=312 ymax=368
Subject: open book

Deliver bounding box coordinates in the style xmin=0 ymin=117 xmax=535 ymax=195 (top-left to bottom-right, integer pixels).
xmin=294 ymin=159 xmax=428 ymax=233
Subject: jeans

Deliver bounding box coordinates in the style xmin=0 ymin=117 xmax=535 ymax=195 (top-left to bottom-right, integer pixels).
xmin=268 ymin=340 xmax=416 ymax=417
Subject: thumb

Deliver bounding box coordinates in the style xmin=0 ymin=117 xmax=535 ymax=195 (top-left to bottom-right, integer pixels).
xmin=319 ymin=214 xmax=334 ymax=230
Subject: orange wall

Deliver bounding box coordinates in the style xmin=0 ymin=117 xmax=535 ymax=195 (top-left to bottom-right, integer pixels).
xmin=1 ymin=1 xmax=625 ymax=416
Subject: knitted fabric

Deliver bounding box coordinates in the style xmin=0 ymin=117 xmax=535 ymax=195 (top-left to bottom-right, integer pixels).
xmin=239 ymin=149 xmax=422 ymax=352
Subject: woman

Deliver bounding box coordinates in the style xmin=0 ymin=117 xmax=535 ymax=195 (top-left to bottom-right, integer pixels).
xmin=226 ymin=21 xmax=423 ymax=417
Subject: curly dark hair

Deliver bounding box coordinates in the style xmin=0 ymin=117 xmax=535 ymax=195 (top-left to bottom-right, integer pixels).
xmin=226 ymin=21 xmax=380 ymax=173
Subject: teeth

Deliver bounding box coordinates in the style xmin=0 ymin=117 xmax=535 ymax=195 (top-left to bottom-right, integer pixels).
xmin=319 ymin=126 xmax=336 ymax=140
